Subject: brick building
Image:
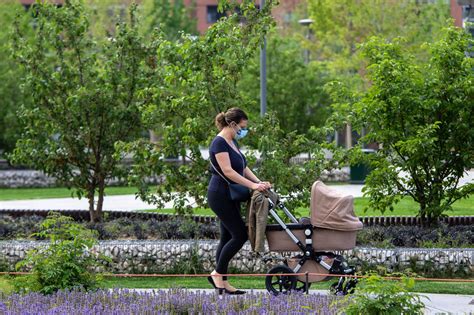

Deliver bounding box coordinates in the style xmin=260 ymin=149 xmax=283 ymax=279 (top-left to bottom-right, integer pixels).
xmin=17 ymin=0 xmax=469 ymax=34
xmin=18 ymin=0 xmax=301 ymax=33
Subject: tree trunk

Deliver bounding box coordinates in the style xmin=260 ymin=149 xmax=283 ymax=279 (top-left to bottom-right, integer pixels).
xmin=149 ymin=130 xmax=159 ymax=144
xmin=96 ymin=177 xmax=105 ymax=223
xmin=88 ymin=187 xmax=98 ymax=223
xmin=346 ymin=124 xmax=352 ymax=149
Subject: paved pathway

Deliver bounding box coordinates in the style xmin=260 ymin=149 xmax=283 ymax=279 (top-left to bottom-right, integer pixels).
xmin=0 ymin=184 xmax=366 ymax=211
xmin=118 ymin=288 xmax=474 ymax=314
xmin=0 ymin=168 xmax=472 ymax=211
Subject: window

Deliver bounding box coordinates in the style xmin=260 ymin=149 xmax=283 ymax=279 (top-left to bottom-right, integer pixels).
xmin=207 ymin=5 xmax=226 ymax=24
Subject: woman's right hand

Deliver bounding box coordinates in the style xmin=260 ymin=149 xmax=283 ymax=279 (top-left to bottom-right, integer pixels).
xmin=252 ymin=182 xmax=268 ymax=192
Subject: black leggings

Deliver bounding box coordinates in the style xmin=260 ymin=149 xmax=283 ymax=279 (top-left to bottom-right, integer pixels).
xmin=207 ymin=190 xmax=248 ymax=279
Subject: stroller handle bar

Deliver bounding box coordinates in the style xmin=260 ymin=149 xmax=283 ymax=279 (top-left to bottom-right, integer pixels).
xmin=266 ymin=189 xmax=299 ymax=224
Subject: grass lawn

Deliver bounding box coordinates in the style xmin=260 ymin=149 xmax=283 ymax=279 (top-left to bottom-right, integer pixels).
xmin=1 ymin=186 xmax=472 ymax=217
xmin=0 ymin=186 xmax=138 ymax=201
xmin=100 ymin=276 xmax=474 ymax=295
xmin=1 ymin=275 xmax=472 ymax=295
xmin=142 ymin=195 xmax=473 ymax=217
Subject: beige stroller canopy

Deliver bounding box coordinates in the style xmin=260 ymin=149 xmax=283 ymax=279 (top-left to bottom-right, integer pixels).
xmin=310 ymin=181 xmax=363 ymax=231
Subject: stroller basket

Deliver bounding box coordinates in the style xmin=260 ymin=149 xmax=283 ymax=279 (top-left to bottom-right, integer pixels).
xmin=266 ymin=224 xmax=358 ymax=252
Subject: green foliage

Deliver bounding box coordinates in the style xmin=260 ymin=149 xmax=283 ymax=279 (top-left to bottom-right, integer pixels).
xmin=9 ymin=0 xmax=158 ymax=221
xmin=244 ymin=113 xmax=341 ymax=209
xmin=330 ymin=26 xmax=474 ymax=223
xmin=338 ymin=273 xmax=425 ymax=315
xmin=355 ymin=223 xmax=473 ymax=248
xmin=13 ymin=212 xmax=109 ymax=294
xmin=164 ymin=243 xmax=206 ymax=275
xmin=0 ymin=1 xmax=33 ymax=156
xmin=140 ymin=0 xmax=197 ymax=40
xmin=239 ymin=33 xmax=332 ymax=134
xmin=307 ymin=0 xmax=450 ymax=89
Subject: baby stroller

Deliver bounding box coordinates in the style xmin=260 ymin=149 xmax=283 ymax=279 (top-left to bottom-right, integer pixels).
xmin=264 ymin=181 xmax=363 ymax=295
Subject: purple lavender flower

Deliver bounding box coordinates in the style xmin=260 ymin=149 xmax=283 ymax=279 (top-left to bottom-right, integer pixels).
xmin=0 ymin=288 xmax=342 ymax=314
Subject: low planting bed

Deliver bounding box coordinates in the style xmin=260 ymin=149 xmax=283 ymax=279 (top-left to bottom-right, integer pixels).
xmin=1 ymin=214 xmax=472 ymax=249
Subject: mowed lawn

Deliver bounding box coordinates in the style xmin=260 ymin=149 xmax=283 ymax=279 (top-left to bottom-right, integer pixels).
xmin=0 ymin=186 xmax=472 ymax=217
xmin=0 ymin=186 xmax=138 ymax=201
xmin=0 ymin=275 xmax=473 ymax=295
xmin=143 ymin=196 xmax=473 ymax=217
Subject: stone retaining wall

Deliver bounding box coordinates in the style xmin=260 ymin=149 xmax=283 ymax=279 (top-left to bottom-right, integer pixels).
xmin=1 ymin=240 xmax=471 ymax=276
xmin=0 ymin=170 xmax=161 ymax=188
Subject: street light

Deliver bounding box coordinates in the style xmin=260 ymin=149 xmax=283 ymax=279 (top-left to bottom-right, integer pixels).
xmin=298 ymin=18 xmax=314 ymax=26
xmin=299 ymin=18 xmax=314 ymax=158
xmin=298 ymin=18 xmax=314 ymax=64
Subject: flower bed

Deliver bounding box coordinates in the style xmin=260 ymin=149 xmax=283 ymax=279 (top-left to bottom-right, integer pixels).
xmin=0 ymin=288 xmax=341 ymax=314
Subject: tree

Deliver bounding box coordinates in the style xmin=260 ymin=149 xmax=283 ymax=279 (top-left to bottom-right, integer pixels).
xmin=10 ymin=0 xmax=158 ymax=222
xmin=335 ymin=26 xmax=474 ymax=223
xmin=238 ymin=33 xmax=332 ymax=134
xmin=0 ymin=1 xmax=33 ymax=157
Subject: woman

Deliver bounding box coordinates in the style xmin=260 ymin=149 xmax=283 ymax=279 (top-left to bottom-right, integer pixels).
xmin=207 ymin=107 xmax=271 ymax=295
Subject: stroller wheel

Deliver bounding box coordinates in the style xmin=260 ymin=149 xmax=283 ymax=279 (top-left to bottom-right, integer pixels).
xmin=265 ymin=265 xmax=297 ymax=295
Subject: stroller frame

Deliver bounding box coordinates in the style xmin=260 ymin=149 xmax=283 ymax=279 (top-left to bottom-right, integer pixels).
xmin=265 ymin=196 xmax=358 ymax=295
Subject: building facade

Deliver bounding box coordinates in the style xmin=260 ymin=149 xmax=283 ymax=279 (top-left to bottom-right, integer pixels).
xmin=18 ymin=0 xmax=470 ymax=34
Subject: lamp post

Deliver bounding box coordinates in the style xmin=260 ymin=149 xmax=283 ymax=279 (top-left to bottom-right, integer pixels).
xmin=298 ymin=18 xmax=314 ymax=64
xmin=299 ymin=18 xmax=314 ymax=159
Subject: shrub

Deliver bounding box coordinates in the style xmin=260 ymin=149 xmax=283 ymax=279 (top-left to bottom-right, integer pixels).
xmin=104 ymin=217 xmax=136 ymax=239
xmin=84 ymin=222 xmax=112 ymax=240
xmin=152 ymin=217 xmax=200 ymax=239
xmin=0 ymin=214 xmax=42 ymax=239
xmin=338 ymin=273 xmax=425 ymax=315
xmin=133 ymin=222 xmax=147 ymax=240
xmin=13 ymin=212 xmax=110 ymax=294
xmin=164 ymin=243 xmax=206 ymax=275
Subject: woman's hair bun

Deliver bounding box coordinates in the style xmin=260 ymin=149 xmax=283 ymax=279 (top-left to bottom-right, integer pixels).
xmin=215 ymin=112 xmax=227 ymax=130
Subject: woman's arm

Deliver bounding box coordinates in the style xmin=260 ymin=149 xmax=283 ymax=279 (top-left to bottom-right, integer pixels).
xmin=245 ymin=167 xmax=272 ymax=190
xmin=243 ymin=167 xmax=260 ymax=183
xmin=215 ymin=152 xmax=266 ymax=191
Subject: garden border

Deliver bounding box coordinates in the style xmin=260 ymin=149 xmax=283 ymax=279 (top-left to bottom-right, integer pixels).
xmin=1 ymin=209 xmax=473 ymax=226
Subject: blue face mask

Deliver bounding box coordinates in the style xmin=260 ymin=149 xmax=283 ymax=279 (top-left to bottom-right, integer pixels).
xmin=235 ymin=127 xmax=248 ymax=140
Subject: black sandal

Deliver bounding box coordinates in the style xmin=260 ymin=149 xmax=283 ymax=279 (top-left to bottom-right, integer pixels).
xmin=207 ymin=276 xmax=217 ymax=289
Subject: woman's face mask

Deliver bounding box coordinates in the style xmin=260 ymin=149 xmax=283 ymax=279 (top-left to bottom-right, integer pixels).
xmin=231 ymin=122 xmax=248 ymax=140
xmin=236 ymin=127 xmax=248 ymax=140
